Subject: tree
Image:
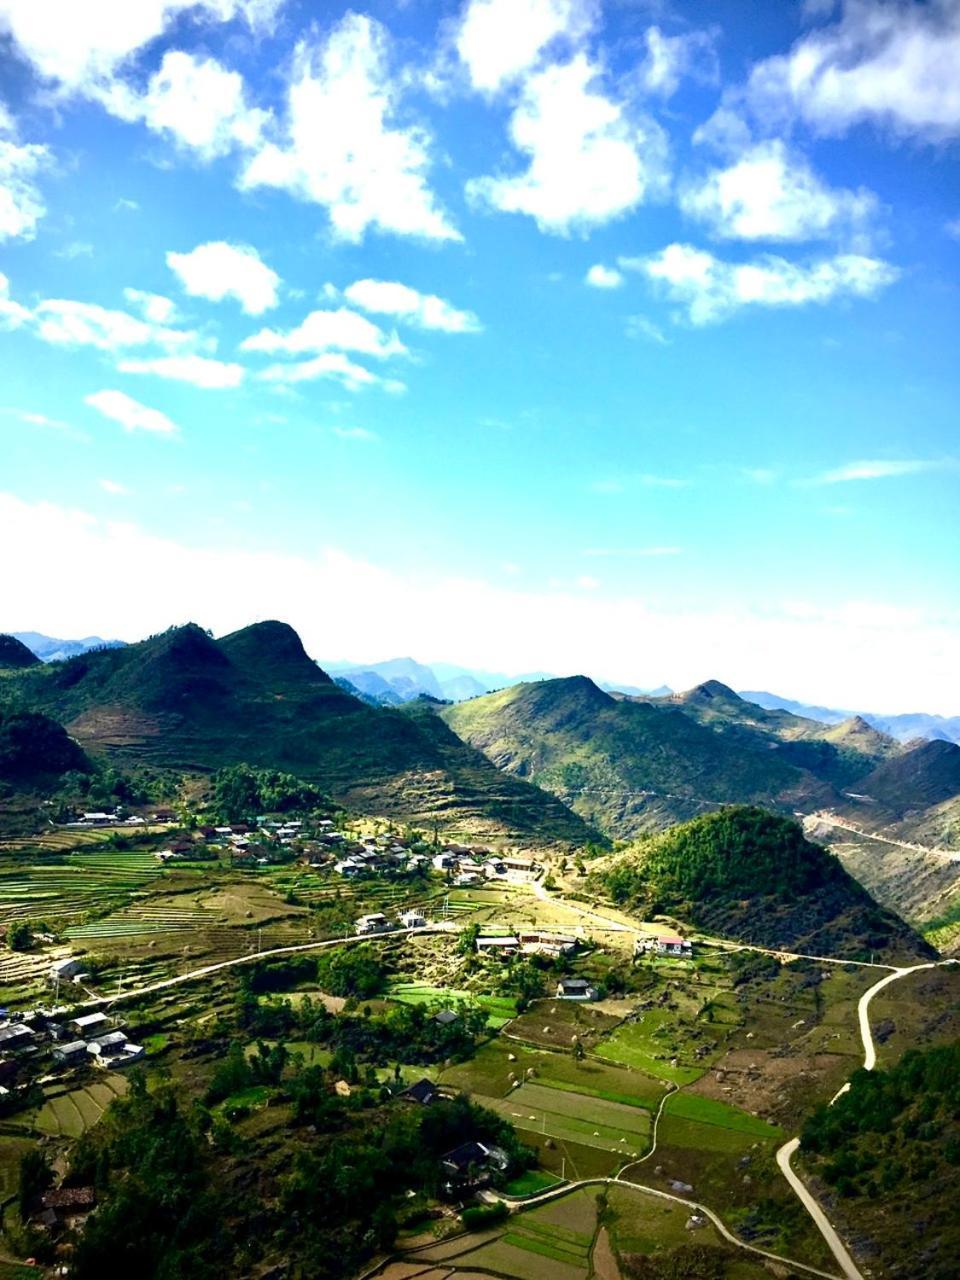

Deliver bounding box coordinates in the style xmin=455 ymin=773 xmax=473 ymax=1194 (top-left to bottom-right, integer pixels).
xmin=18 ymin=1147 xmax=52 ymax=1218
xmin=7 ymin=921 xmax=33 ymax=952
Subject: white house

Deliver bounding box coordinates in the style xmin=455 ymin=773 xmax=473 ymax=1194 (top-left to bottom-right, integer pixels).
xmin=355 ymin=913 xmax=392 ymax=935
xmin=399 ymin=910 xmax=427 ymax=929
xmin=49 ymin=958 xmax=83 ymax=984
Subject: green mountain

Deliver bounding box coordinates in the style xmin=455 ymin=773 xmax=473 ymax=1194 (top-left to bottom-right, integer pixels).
xmin=0 ymin=621 xmax=592 ymax=845
xmin=440 ymin=676 xmax=842 ymax=838
xmin=0 ymin=709 xmax=89 ymax=782
xmin=800 ymin=1040 xmax=960 ymax=1278
xmin=634 ymin=682 xmax=899 ymax=789
xmin=0 ymin=634 xmax=41 ymax=670
xmin=592 ymin=806 xmax=931 ymax=960
xmin=853 ymin=738 xmax=960 ymax=815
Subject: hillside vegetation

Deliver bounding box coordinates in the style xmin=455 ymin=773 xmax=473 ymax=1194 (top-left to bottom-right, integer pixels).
xmin=0 ymin=622 xmax=592 ymax=845
xmin=801 ymin=1041 xmax=960 ymax=1278
xmin=442 ymin=677 xmax=843 ymax=837
xmin=591 ymin=807 xmax=931 ymax=960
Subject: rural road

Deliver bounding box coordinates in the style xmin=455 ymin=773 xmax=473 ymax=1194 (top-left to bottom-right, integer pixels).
xmin=487 ymin=1175 xmax=842 ymax=1280
xmin=774 ymin=958 xmax=957 ymax=1280
xmin=85 ymin=924 xmax=437 ymax=1010
xmin=776 ymin=1139 xmax=862 ymax=1280
xmin=806 ymin=813 xmax=958 ymax=861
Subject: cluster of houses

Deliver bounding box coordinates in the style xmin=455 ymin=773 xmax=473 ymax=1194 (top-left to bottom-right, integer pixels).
xmin=0 ymin=1000 xmax=142 ymax=1087
xmin=430 ymin=849 xmax=541 ymax=887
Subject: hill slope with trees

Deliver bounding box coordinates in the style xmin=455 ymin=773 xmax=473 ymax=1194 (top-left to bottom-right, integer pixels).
xmin=441 ymin=677 xmax=844 ymax=837
xmin=590 ymin=806 xmax=931 ymax=961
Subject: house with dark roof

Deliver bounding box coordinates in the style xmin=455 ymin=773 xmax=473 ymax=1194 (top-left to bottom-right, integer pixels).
xmin=556 ymin=977 xmax=599 ymax=1001
xmin=439 ymin=1140 xmax=510 ymax=1197
xmin=401 ymin=1078 xmax=439 ymax=1105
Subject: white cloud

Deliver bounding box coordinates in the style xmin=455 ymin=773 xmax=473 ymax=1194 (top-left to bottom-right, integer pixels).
xmin=719 ymin=0 xmax=960 ymax=142
xmin=33 ymin=299 xmax=201 ymax=352
xmin=946 ymin=217 xmax=960 ymax=240
xmin=0 ymin=0 xmax=282 ymax=93
xmin=0 ymin=137 xmax=50 ymax=241
xmin=332 ymin=425 xmax=379 ymax=441
xmin=635 ymin=26 xmax=717 ymax=98
xmin=585 ymin=264 xmax=624 ymax=289
xmin=625 ymin=314 xmax=669 ymax=344
xmin=241 ymin=308 xmax=405 ymax=359
xmin=256 ymin=352 xmax=406 ymax=394
xmin=98 ymin=477 xmax=131 ymax=495
xmin=117 ymin=354 xmax=245 ymax=389
xmin=123 ymin=289 xmax=179 ymax=325
xmin=2 ymin=490 xmax=956 ymax=713
xmin=681 ymin=140 xmax=878 ymax=243
xmin=167 ymin=241 xmax=280 ymax=315
xmin=342 ymin=279 xmax=481 ymax=333
xmin=630 ymin=243 xmax=898 ymax=324
xmin=240 ymin=14 xmax=459 ymax=243
xmin=0 ymin=272 xmax=32 ymax=328
xmin=454 ymin=0 xmax=598 ymax=93
xmin=102 ymin=50 xmax=269 ymax=160
xmin=84 ymin=389 xmax=180 ymax=437
xmin=813 ymin=458 xmax=954 ymax=484
xmin=466 ymin=53 xmax=669 ymax=234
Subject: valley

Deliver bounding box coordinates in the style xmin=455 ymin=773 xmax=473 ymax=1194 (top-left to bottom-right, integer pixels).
xmin=0 ymin=624 xmax=958 ymax=1278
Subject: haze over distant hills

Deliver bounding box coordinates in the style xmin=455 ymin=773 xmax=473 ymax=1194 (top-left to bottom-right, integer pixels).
xmin=742 ymin=690 xmax=960 ymax=747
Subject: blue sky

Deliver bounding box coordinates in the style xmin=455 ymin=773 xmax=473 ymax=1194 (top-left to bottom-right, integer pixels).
xmin=1 ymin=0 xmax=958 ymax=712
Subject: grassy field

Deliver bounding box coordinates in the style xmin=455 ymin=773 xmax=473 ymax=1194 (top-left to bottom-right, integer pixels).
xmin=477 ymin=1079 xmax=652 ymax=1157
xmin=388 ymin=981 xmax=518 ymax=1028
xmin=663 ymin=1092 xmax=784 ymax=1138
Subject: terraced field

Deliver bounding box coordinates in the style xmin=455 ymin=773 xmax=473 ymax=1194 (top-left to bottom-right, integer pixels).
xmin=34 ymin=1074 xmax=129 ymax=1138
xmin=0 ymin=850 xmax=162 ymax=925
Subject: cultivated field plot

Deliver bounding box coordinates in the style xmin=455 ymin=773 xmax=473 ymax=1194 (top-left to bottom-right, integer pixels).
xmin=598 ymin=1018 xmax=706 ymax=1085
xmin=662 ymin=1092 xmax=783 ymax=1140
xmin=34 ymin=1073 xmax=128 ymax=1138
xmin=506 ymin=999 xmax=623 ymax=1051
xmin=0 ymin=849 xmax=163 ymax=925
xmin=478 ymin=1080 xmax=652 ymax=1155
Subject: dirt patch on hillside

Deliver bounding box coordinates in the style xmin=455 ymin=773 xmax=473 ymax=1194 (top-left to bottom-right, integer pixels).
xmin=687 ymin=1049 xmax=851 ymax=1126
xmin=591 ymin=1225 xmax=621 ymax=1280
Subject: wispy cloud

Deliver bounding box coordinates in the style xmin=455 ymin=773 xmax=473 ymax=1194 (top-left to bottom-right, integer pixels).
xmin=98 ymin=477 xmax=131 ymax=495
xmin=331 ymin=426 xmax=379 ymax=441
xmin=583 ymin=546 xmax=682 ymax=558
xmin=626 ymin=315 xmax=669 ymax=345
xmin=813 ymin=458 xmax=955 ymax=484
xmin=590 ymin=472 xmax=687 ymax=494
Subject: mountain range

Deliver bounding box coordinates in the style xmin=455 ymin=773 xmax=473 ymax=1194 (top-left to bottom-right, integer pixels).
xmin=0 ymin=623 xmax=593 ymax=846
xmin=13 ymin=635 xmax=957 ymax=745
xmin=441 ymin=675 xmax=960 ymax=849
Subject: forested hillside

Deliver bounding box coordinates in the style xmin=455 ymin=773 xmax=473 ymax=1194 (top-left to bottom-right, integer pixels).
xmin=591 ymin=807 xmax=931 ymax=961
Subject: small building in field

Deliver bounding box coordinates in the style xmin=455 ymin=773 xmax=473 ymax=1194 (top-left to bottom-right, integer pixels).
xmin=402 ymin=1078 xmax=439 ymax=1105
xmin=355 ymin=912 xmax=392 ymax=935
xmin=476 ymin=935 xmax=519 ymax=957
xmin=49 ymin=958 xmax=84 ymax=984
xmin=432 ymin=853 xmax=457 ymax=872
xmin=556 ymin=978 xmax=599 ymax=1001
xmin=399 ymin=909 xmax=427 ymax=929
xmin=519 ymin=931 xmax=577 ymax=957
xmin=636 ymin=933 xmax=693 ymax=958
xmin=434 ymin=1009 xmax=458 ymax=1026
